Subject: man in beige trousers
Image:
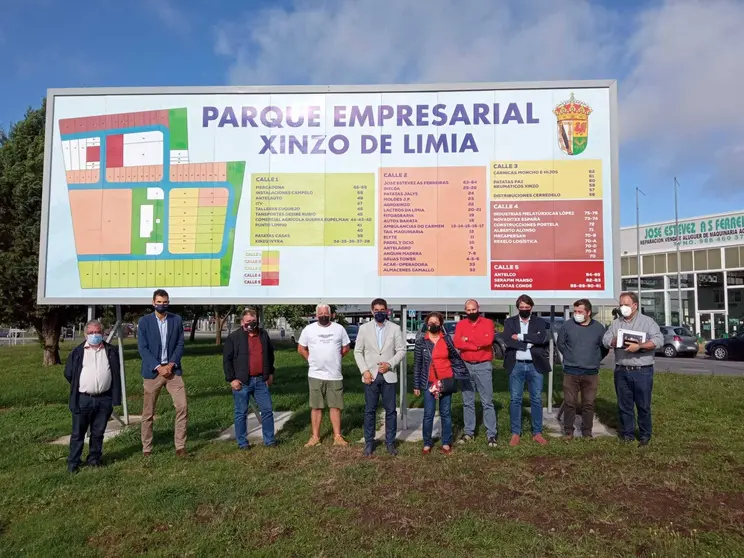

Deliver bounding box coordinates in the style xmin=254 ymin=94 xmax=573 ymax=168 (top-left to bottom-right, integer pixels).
xmin=137 ymin=289 xmax=188 ymax=457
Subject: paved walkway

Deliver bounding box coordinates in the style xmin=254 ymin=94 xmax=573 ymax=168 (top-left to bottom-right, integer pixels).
xmin=542 ymin=406 xmax=615 ymax=438
xmin=50 ymin=414 xmax=143 ymax=445
xmin=358 ymin=408 xmax=436 ymax=443
xmin=358 ymin=405 xmax=615 ymax=443
xmin=214 ymin=411 xmax=294 ymax=443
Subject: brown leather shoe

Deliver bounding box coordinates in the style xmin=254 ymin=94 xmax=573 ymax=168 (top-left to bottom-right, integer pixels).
xmin=509 ymin=434 xmax=521 ymax=446
xmin=143 ymin=451 xmax=151 ymax=457
xmin=533 ymin=434 xmax=549 ymax=445
xmin=175 ymin=449 xmax=187 ymax=458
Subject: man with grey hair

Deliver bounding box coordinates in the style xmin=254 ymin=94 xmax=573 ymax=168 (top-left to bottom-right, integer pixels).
xmin=297 ymin=304 xmax=351 ymax=447
xmin=63 ymin=319 xmax=122 ymax=473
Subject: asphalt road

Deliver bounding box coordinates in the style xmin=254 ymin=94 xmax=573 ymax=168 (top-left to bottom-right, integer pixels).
xmin=601 ymin=352 xmax=744 ymax=377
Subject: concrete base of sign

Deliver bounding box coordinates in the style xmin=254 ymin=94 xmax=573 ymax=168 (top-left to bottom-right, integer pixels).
xmin=213 ymin=411 xmax=294 ymax=443
xmin=357 ymin=408 xmax=438 ymax=444
xmin=542 ymin=407 xmax=616 ymax=438
xmin=49 ymin=415 xmax=142 ymax=445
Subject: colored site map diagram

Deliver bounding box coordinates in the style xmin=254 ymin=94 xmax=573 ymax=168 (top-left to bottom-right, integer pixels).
xmin=59 ymin=109 xmax=245 ymax=288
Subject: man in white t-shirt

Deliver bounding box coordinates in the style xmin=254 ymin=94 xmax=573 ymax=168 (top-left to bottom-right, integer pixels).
xmin=298 ymin=304 xmax=351 ymax=447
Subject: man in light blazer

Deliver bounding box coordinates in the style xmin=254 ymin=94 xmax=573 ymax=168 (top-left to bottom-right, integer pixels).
xmin=354 ymin=298 xmax=407 ymax=456
xmin=137 ymin=289 xmax=188 ymax=457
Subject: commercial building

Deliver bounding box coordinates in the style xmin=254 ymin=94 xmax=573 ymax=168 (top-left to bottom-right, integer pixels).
xmin=336 ymin=210 xmax=744 ymax=341
xmin=619 ymin=210 xmax=744 ymax=340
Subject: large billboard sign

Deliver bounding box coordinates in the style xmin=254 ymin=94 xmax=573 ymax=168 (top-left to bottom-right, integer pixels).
xmin=38 ymin=82 xmax=619 ymax=305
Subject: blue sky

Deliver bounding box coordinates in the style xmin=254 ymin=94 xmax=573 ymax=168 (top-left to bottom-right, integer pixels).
xmin=1 ymin=0 xmax=742 ymax=228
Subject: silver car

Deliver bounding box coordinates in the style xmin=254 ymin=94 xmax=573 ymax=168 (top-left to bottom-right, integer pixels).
xmin=656 ymin=326 xmax=699 ymax=358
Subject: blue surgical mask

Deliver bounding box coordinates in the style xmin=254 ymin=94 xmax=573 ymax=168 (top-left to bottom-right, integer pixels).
xmin=87 ymin=334 xmax=103 ymax=346
xmin=154 ymin=303 xmax=169 ymax=314
xmin=374 ymin=311 xmax=387 ymax=323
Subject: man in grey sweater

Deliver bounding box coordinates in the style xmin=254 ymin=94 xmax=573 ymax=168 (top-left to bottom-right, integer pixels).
xmin=557 ymin=298 xmax=608 ymax=439
xmin=602 ymin=291 xmax=664 ymax=446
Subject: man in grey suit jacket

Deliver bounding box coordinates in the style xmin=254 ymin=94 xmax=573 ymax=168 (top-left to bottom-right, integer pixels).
xmin=354 ymin=298 xmax=407 ymax=456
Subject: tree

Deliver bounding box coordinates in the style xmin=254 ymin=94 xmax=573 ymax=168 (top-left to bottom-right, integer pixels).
xmin=213 ymin=305 xmax=234 ymax=346
xmin=0 ymin=101 xmax=86 ymax=365
xmin=177 ymin=305 xmax=207 ymax=342
xmin=262 ymin=305 xmax=315 ymax=332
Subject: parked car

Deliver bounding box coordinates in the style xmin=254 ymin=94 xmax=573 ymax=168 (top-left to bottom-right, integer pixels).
xmin=705 ymin=331 xmax=744 ymax=361
xmin=655 ymin=326 xmax=698 ymax=358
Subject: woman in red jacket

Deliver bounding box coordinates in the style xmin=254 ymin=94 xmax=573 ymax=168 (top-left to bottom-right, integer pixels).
xmin=413 ymin=312 xmax=468 ymax=455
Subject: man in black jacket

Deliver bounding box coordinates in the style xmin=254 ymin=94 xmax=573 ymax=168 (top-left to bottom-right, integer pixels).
xmin=63 ymin=319 xmax=122 ymax=473
xmin=223 ymin=309 xmax=276 ymax=449
xmin=500 ymin=295 xmax=550 ymax=447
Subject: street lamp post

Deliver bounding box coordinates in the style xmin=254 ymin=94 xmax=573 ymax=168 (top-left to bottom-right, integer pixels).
xmin=636 ymin=187 xmax=646 ymax=307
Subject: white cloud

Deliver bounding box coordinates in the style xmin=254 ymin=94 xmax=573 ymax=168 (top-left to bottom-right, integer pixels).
xmin=621 ymin=0 xmax=744 ymax=193
xmin=143 ymin=0 xmax=191 ymax=33
xmin=215 ymin=0 xmax=618 ymax=85
xmin=214 ymin=0 xmax=744 ymax=195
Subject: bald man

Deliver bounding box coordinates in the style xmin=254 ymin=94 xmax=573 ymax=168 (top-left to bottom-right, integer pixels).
xmin=454 ymin=299 xmax=498 ymax=447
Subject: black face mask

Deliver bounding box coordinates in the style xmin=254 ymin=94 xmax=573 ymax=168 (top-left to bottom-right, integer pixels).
xmin=243 ymin=321 xmax=258 ymax=331
xmin=466 ymin=312 xmax=479 ymax=321
xmin=373 ymin=311 xmax=387 ymax=323
xmin=317 ymin=316 xmax=331 ymax=326
xmin=154 ymin=303 xmax=169 ymax=314
xmin=428 ymin=324 xmax=441 ymax=334
xmin=518 ymin=309 xmax=531 ymax=319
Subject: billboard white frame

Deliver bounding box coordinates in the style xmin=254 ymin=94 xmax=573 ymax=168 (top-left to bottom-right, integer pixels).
xmin=38 ymin=80 xmax=620 ymax=306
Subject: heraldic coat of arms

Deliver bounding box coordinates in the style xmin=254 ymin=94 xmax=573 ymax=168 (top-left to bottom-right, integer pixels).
xmin=553 ymin=92 xmax=593 ymax=156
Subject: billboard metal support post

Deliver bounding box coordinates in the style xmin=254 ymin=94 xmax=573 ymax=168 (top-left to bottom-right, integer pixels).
xmin=251 ymin=305 xmax=263 ymax=423
xmin=104 ymin=306 xmax=129 ymax=426
xmin=399 ymin=305 xmax=408 ymax=431
xmin=548 ymin=305 xmax=555 ymax=413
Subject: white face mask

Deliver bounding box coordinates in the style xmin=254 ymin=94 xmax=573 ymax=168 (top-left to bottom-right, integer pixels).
xmin=620 ymin=305 xmax=633 ymax=318
xmin=573 ymin=313 xmax=586 ymax=324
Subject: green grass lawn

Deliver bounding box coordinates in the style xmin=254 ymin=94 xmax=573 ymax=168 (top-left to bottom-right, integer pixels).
xmin=1 ymin=339 xmax=744 ymax=557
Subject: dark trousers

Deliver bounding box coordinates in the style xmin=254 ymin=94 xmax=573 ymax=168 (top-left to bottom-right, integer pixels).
xmin=364 ymin=374 xmax=397 ymax=446
xmin=68 ymin=393 xmax=113 ymax=469
xmin=614 ymin=366 xmax=654 ymax=441
xmin=562 ymin=372 xmax=599 ymax=436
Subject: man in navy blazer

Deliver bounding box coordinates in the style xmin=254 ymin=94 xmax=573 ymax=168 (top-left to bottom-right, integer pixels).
xmin=500 ymin=294 xmax=551 ymax=447
xmin=137 ymin=289 xmax=188 ymax=457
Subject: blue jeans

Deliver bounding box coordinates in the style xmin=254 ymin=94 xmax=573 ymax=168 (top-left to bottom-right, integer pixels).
xmin=233 ymin=377 xmax=275 ymax=447
xmin=614 ymin=366 xmax=654 ymax=441
xmin=364 ymin=374 xmax=397 ymax=446
xmin=423 ymin=383 xmax=452 ymax=447
xmin=509 ymin=361 xmax=544 ymax=435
